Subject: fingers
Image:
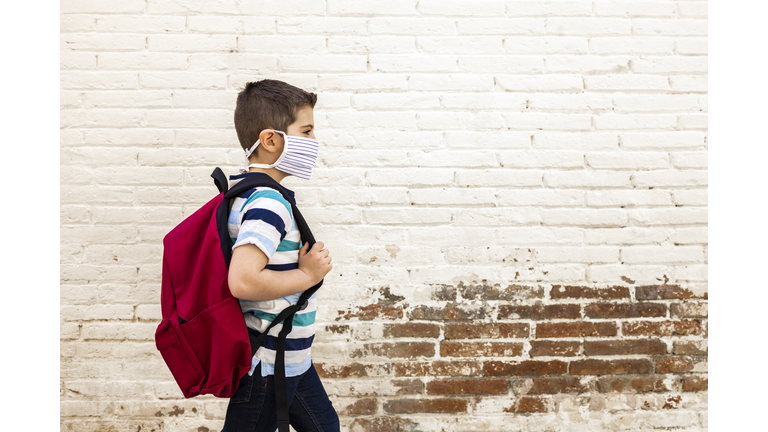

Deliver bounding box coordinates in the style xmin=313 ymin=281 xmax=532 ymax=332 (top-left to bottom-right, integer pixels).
xmin=310 ymin=241 xmax=325 ymax=252
xmin=299 ymin=241 xmax=310 ymax=256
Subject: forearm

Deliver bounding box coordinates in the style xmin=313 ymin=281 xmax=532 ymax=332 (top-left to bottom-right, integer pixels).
xmin=230 ymin=268 xmax=315 ymax=302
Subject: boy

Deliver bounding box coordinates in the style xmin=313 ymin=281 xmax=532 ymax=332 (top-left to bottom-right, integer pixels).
xmin=222 ymin=79 xmax=339 ymax=432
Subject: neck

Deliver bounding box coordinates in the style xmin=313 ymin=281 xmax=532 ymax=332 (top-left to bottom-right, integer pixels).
xmin=247 ymin=167 xmax=288 ymax=183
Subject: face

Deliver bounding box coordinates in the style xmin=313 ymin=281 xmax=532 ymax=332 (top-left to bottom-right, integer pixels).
xmin=285 ymin=105 xmax=315 ymax=140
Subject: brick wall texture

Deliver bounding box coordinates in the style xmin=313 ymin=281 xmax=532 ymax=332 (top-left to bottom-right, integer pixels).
xmin=60 ymin=1 xmax=708 ymax=431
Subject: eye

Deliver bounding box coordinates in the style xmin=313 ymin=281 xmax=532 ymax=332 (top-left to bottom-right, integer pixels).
xmin=304 ymin=129 xmax=312 ymax=135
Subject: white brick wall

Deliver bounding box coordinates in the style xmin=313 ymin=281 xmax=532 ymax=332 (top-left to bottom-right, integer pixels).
xmin=60 ymin=1 xmax=707 ymax=430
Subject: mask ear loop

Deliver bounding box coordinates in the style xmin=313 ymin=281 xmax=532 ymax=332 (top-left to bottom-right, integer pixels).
xmin=239 ymin=130 xmax=288 ymax=173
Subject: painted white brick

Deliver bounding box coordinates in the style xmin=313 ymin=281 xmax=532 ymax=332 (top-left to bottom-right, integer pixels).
xmin=495 ymin=227 xmax=584 ymax=245
xmin=678 ymin=2 xmax=709 ymax=18
xmin=61 ymin=108 xmax=144 ymax=128
xmin=325 ymin=111 xmax=417 ymax=130
xmin=594 ymin=1 xmax=678 ymax=17
xmin=364 ymin=208 xmax=453 ymax=225
xmin=588 ymin=37 xmax=675 ymax=54
xmin=408 ymin=74 xmax=495 ymax=92
xmin=544 ymin=170 xmax=631 ymax=188
xmin=671 ymin=189 xmax=708 ymax=206
xmin=543 ymin=208 xmax=627 ymax=227
xmin=675 ymin=37 xmax=708 ymax=55
xmin=456 ymin=169 xmax=543 ymax=187
xmin=95 ymin=15 xmax=186 ymax=33
xmin=584 ymin=75 xmax=670 ymax=91
xmin=669 ymin=75 xmax=707 ymax=92
xmin=62 ymin=33 xmax=146 ymax=52
xmin=278 ymin=17 xmax=366 ymax=36
xmin=61 ymin=205 xmax=92 ymax=224
xmin=587 ymin=264 xmax=672 ymax=284
xmin=505 ymin=1 xmax=593 ymax=17
xmin=586 ymin=151 xmax=669 ymax=170
xmin=633 ymin=19 xmax=708 ymax=36
xmin=352 ymin=93 xmax=441 ymax=110
xmin=61 ymin=305 xmax=135 ymax=321
xmin=62 ymin=0 xmax=145 ymax=13
xmin=621 ymin=246 xmax=703 ymax=264
xmin=628 ymin=208 xmax=708 ymax=225
xmin=418 ymin=0 xmax=506 ymax=16
xmin=365 ymin=167 xmax=453 ymax=187
xmin=417 ymin=36 xmax=504 ymax=54
xmin=60 ymin=14 xmax=97 ymax=32
xmin=679 ymin=113 xmax=708 ymax=129
xmin=370 ymin=55 xmax=458 ymax=73
xmin=499 ymin=150 xmax=584 ymax=168
xmin=148 ymin=34 xmax=237 ymax=52
xmin=237 ymin=0 xmax=326 ymax=16
xmin=459 ymin=55 xmax=545 ymax=73
xmin=586 ymin=189 xmax=672 ymax=207
xmin=369 ymin=17 xmax=458 ymax=35
xmin=525 ymin=93 xmax=614 ymax=111
xmin=280 ymin=55 xmax=368 ymax=73
xmin=504 ymin=36 xmax=589 ymax=54
xmin=670 ymin=227 xmax=708 ymax=244
xmin=613 ymin=94 xmax=700 ymax=113
xmin=416 ymin=112 xmax=504 ymax=130
xmin=319 ymin=74 xmax=408 ymax=92
xmin=98 ymin=53 xmax=188 ymax=71
xmin=673 ymin=264 xmax=708 ymax=281
xmin=63 ymin=147 xmax=139 ymax=166
xmin=144 ymin=109 xmax=232 ymax=128
xmin=496 ymin=74 xmax=583 ymax=91
xmin=409 ymin=188 xmax=497 ymax=206
xmin=328 ymin=36 xmax=416 ymax=54
xmin=632 ymin=170 xmax=707 ymax=188
xmin=60 ymin=72 xmax=137 ymax=90
xmin=139 ymin=72 xmax=227 ymax=89
xmin=189 ymin=16 xmax=275 ymax=35
xmin=543 ymin=55 xmax=631 ymax=74
xmin=585 ymin=227 xmax=669 ymax=244
xmin=535 ymin=247 xmax=620 ymax=263
xmin=670 ymin=151 xmax=708 ymax=169
xmin=328 ymin=0 xmax=417 ymax=16
xmin=61 ymin=52 xmax=97 ymax=70
xmin=504 ymin=113 xmax=592 ymax=130
xmin=621 ymin=132 xmax=706 ymax=150
xmin=320 ymin=187 xmax=409 ymax=206
xmin=545 ymin=18 xmax=632 ymax=36
xmin=445 ymin=131 xmax=531 ymax=149
xmin=147 ymin=0 xmax=238 ymax=14
xmin=61 ymin=186 xmax=135 ymax=204
xmin=408 ymin=150 xmax=499 ymax=167
xmin=632 ymin=56 xmax=708 ymax=74
xmin=458 ymin=18 xmax=544 ymax=35
xmin=454 ymin=207 xmax=542 ymax=226
xmin=594 ymin=114 xmax=678 ymax=130
xmin=496 ymin=189 xmax=585 ymax=206
xmin=533 ymin=133 xmax=618 ymax=150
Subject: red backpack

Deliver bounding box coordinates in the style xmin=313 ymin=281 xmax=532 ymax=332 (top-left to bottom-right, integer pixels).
xmin=155 ymin=168 xmax=323 ymax=419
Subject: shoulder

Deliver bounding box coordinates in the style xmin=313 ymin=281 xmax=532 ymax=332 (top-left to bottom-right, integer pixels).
xmin=238 ymin=187 xmax=293 ymax=226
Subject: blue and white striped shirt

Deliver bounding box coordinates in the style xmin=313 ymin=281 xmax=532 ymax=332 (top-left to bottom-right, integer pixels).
xmin=228 ymin=172 xmax=317 ymax=378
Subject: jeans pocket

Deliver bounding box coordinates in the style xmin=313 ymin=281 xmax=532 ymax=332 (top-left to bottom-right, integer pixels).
xmin=229 ymin=370 xmax=254 ymax=404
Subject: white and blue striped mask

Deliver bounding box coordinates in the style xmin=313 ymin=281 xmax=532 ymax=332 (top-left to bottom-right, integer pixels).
xmin=240 ymin=130 xmax=319 ymax=180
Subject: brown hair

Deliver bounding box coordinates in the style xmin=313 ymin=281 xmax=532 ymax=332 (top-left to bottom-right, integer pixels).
xmin=234 ymin=79 xmax=318 ymax=156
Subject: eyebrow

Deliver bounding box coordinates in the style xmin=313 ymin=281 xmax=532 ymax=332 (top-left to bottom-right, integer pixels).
xmin=300 ymin=124 xmax=313 ymax=128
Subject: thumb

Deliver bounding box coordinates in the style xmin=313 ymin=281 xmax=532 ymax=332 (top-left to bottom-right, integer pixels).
xmin=299 ymin=241 xmax=310 ymax=257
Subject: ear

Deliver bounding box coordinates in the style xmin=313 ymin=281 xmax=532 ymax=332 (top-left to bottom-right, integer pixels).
xmin=258 ymin=129 xmax=283 ymax=154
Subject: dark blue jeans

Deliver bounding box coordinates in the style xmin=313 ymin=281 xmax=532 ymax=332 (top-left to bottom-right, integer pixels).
xmin=222 ymin=362 xmax=340 ymax=432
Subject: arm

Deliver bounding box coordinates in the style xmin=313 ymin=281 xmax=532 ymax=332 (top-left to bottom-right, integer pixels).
xmin=228 ymin=241 xmax=332 ymax=302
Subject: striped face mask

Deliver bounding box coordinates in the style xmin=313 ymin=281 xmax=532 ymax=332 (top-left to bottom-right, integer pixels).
xmin=240 ymin=130 xmax=320 ymax=180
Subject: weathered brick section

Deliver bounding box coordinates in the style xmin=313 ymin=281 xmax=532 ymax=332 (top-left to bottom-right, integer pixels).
xmin=61 ymin=0 xmax=707 ymax=429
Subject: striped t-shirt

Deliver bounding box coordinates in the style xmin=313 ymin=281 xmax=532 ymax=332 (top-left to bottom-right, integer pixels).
xmin=227 ymin=172 xmax=317 ymax=378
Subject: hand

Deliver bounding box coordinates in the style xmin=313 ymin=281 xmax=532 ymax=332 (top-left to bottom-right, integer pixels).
xmin=298 ymin=241 xmax=332 ymax=285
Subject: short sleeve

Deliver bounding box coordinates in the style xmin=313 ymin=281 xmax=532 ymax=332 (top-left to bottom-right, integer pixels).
xmin=232 ymin=188 xmax=293 ymax=260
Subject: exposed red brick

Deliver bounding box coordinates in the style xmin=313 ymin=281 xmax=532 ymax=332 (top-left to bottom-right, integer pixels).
xmin=314 ymin=362 xmax=392 ymax=379
xmin=444 ymin=323 xmax=528 ymax=340
xmin=407 ymin=304 xmax=491 ymax=321
xmin=383 ymin=322 xmax=440 ymax=339
xmin=670 ymin=302 xmax=708 ymax=318
xmin=622 ymin=320 xmax=703 ymax=337
xmin=339 ymin=398 xmax=378 ymax=416
xmin=431 ymin=285 xmax=457 ymax=301
xmin=394 ymin=361 xmax=481 ymax=377
xmin=337 ymin=303 xmax=403 ymax=321
xmin=584 ymin=339 xmax=667 ymax=356
xmin=504 ymin=397 xmax=549 ymax=413
xmin=392 ymin=379 xmax=424 ymax=395
xmin=350 ymin=342 xmax=435 ymax=359
xmin=498 ymin=304 xmax=581 ymax=320
xmin=673 ymin=341 xmax=708 ymax=355
xmin=682 ymin=375 xmax=708 ymax=392
xmin=426 ymin=378 xmax=509 ymax=395
xmin=529 ymin=340 xmax=581 ymax=357
xmin=536 ymin=321 xmax=617 ymax=338
xmin=662 ymin=394 xmax=682 ymax=409
xmin=349 ymin=417 xmax=415 ymax=432
xmin=458 ymin=281 xmax=544 ymax=301
xmin=383 ymin=398 xmax=467 ymax=414
xmin=656 ymin=356 xmax=700 ymax=373
xmin=483 ymin=360 xmax=567 ymax=377
xmin=440 ymin=341 xmax=524 ymax=358
xmin=550 ymin=285 xmax=630 ymax=300
xmin=636 ymin=284 xmax=707 ymax=300
xmin=584 ymin=302 xmax=666 ymax=318
xmin=597 ymin=376 xmax=667 ymax=393
xmin=321 ymin=324 xmax=350 ymax=335
xmin=527 ymin=377 xmax=594 ymax=394
xmin=571 ymin=359 xmax=653 ymax=375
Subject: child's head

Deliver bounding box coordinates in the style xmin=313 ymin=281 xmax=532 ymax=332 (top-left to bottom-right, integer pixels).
xmin=234 ymin=79 xmax=318 ymax=162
